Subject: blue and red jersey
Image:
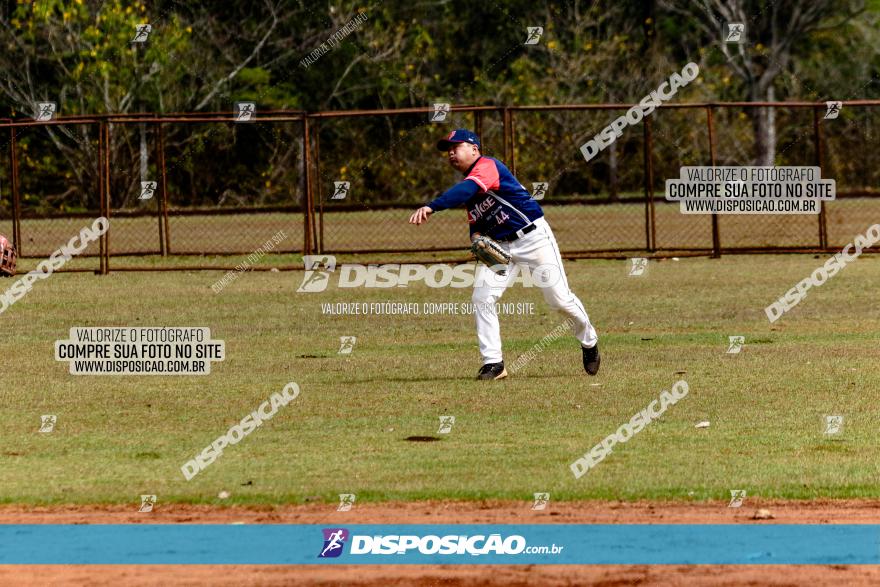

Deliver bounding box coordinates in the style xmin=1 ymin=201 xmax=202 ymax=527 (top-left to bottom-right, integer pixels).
xmin=427 ymin=156 xmax=543 ymax=240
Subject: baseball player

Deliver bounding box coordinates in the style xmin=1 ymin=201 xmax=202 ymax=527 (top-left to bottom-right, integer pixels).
xmin=0 ymin=234 xmax=16 ymax=277
xmin=409 ymin=129 xmax=599 ymax=380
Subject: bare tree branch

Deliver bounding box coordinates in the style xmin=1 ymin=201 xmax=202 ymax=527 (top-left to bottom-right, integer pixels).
xmin=194 ymin=1 xmax=280 ymax=110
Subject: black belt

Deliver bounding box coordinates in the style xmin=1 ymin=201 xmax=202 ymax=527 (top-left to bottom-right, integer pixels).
xmin=496 ymin=223 xmax=537 ymax=242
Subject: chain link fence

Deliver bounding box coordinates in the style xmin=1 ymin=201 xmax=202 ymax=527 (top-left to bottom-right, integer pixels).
xmin=1 ymin=102 xmax=878 ymax=273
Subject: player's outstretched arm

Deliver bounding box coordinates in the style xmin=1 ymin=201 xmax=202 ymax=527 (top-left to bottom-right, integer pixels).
xmin=409 ymin=206 xmax=433 ymax=225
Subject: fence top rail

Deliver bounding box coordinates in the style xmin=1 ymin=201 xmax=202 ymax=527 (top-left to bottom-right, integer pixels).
xmin=0 ymin=110 xmax=307 ymax=127
xmin=506 ymin=100 xmax=880 ymax=111
xmin=103 ymin=110 xmax=307 ymax=118
xmin=299 ymin=100 xmax=880 ymax=117
xmin=0 ymin=118 xmax=101 ymax=128
xmin=4 ymin=101 xmax=880 ymax=128
xmin=104 ymin=116 xmax=304 ymax=124
xmin=306 ymin=105 xmax=501 ymax=119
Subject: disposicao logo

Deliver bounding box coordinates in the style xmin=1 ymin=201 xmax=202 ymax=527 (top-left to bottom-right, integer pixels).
xmin=296 ymin=254 xmax=561 ymax=292
xmin=318 ymin=532 xmax=532 ymax=557
xmin=319 ymin=528 xmax=349 ymax=558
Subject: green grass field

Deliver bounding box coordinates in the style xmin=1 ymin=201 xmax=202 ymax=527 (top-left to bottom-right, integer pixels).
xmin=2 ymin=253 xmax=879 ymax=506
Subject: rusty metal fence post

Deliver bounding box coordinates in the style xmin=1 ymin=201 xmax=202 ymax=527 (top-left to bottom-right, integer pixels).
xmin=156 ymin=122 xmax=170 ymax=256
xmin=706 ymin=106 xmax=721 ymax=258
xmin=813 ymin=106 xmax=828 ymax=249
xmin=473 ymin=110 xmax=483 ymax=151
xmin=508 ymin=109 xmax=517 ymax=176
xmin=310 ymin=120 xmax=319 ymax=254
xmin=98 ymin=122 xmax=108 ymax=274
xmin=643 ymin=115 xmax=656 ymax=252
xmin=104 ymin=121 xmax=112 ymax=274
xmin=302 ymin=116 xmax=313 ymax=258
xmin=502 ymin=108 xmax=511 ymax=166
xmin=314 ymin=118 xmax=324 ymax=253
xmin=8 ymin=124 xmax=22 ymax=255
xmin=97 ymin=122 xmax=103 ymax=273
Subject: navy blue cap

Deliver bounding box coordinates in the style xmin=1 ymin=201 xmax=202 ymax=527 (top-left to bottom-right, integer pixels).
xmin=436 ymin=129 xmax=481 ymax=151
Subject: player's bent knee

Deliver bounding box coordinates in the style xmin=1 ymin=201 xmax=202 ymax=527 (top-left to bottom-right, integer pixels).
xmin=541 ymin=292 xmax=570 ymax=312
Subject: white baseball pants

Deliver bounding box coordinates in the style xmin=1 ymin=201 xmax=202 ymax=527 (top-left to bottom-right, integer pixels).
xmin=472 ymin=217 xmax=598 ymax=365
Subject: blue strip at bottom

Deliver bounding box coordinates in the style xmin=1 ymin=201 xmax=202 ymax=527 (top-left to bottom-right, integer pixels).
xmin=2 ymin=524 xmax=878 ymax=565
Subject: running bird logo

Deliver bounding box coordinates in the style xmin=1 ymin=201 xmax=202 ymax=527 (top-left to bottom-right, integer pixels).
xmin=431 ymin=103 xmax=450 ymax=122
xmin=39 ymin=415 xmax=57 ymax=433
xmin=728 ymin=490 xmax=746 ymax=508
xmin=338 ymin=336 xmax=356 ymax=355
xmin=824 ymin=101 xmax=842 ymax=120
xmin=235 ymin=102 xmax=256 ymax=122
xmin=824 ymin=415 xmax=843 ymax=435
xmin=331 ymin=182 xmax=350 ymax=200
xmin=531 ymin=492 xmax=550 ymax=510
xmin=726 ymin=336 xmax=745 ymax=354
xmin=139 ymin=494 xmax=157 ymax=513
xmin=297 ymin=255 xmax=337 ymax=293
xmin=131 ymin=24 xmax=152 ymax=43
xmin=437 ymin=415 xmax=456 ymax=434
xmin=725 ymin=23 xmax=745 ymax=43
xmin=139 ymin=181 xmax=157 ymax=200
xmin=35 ymin=102 xmax=57 ymax=121
xmin=318 ymin=528 xmax=349 ymax=558
xmin=337 ymin=494 xmax=356 ymax=511
xmin=524 ymin=27 xmax=543 ymax=45
xmin=531 ymin=182 xmax=548 ymax=201
xmin=628 ymin=258 xmax=648 ymax=276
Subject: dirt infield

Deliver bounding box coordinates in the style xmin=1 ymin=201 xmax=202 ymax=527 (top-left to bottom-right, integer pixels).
xmin=3 ymin=499 xmax=880 ymax=586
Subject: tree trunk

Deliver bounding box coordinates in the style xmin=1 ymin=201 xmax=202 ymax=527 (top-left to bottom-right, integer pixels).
xmin=751 ymin=86 xmax=777 ymax=166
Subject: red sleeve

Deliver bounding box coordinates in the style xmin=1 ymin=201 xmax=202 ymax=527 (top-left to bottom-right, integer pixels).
xmin=465 ymin=158 xmax=500 ymax=192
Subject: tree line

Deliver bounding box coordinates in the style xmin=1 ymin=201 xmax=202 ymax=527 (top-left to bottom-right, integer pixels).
xmin=0 ymin=0 xmax=876 ymax=214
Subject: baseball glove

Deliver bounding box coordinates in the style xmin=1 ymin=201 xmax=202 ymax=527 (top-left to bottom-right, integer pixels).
xmin=471 ymin=235 xmax=511 ymax=275
xmin=0 ymin=235 xmax=16 ymax=277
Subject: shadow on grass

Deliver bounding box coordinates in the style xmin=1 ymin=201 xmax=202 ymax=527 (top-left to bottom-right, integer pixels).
xmin=404 ymin=436 xmax=442 ymax=442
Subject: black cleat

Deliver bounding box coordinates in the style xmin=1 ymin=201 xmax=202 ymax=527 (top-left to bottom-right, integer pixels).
xmin=582 ymin=344 xmax=600 ymax=376
xmin=476 ymin=362 xmax=508 ymax=380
